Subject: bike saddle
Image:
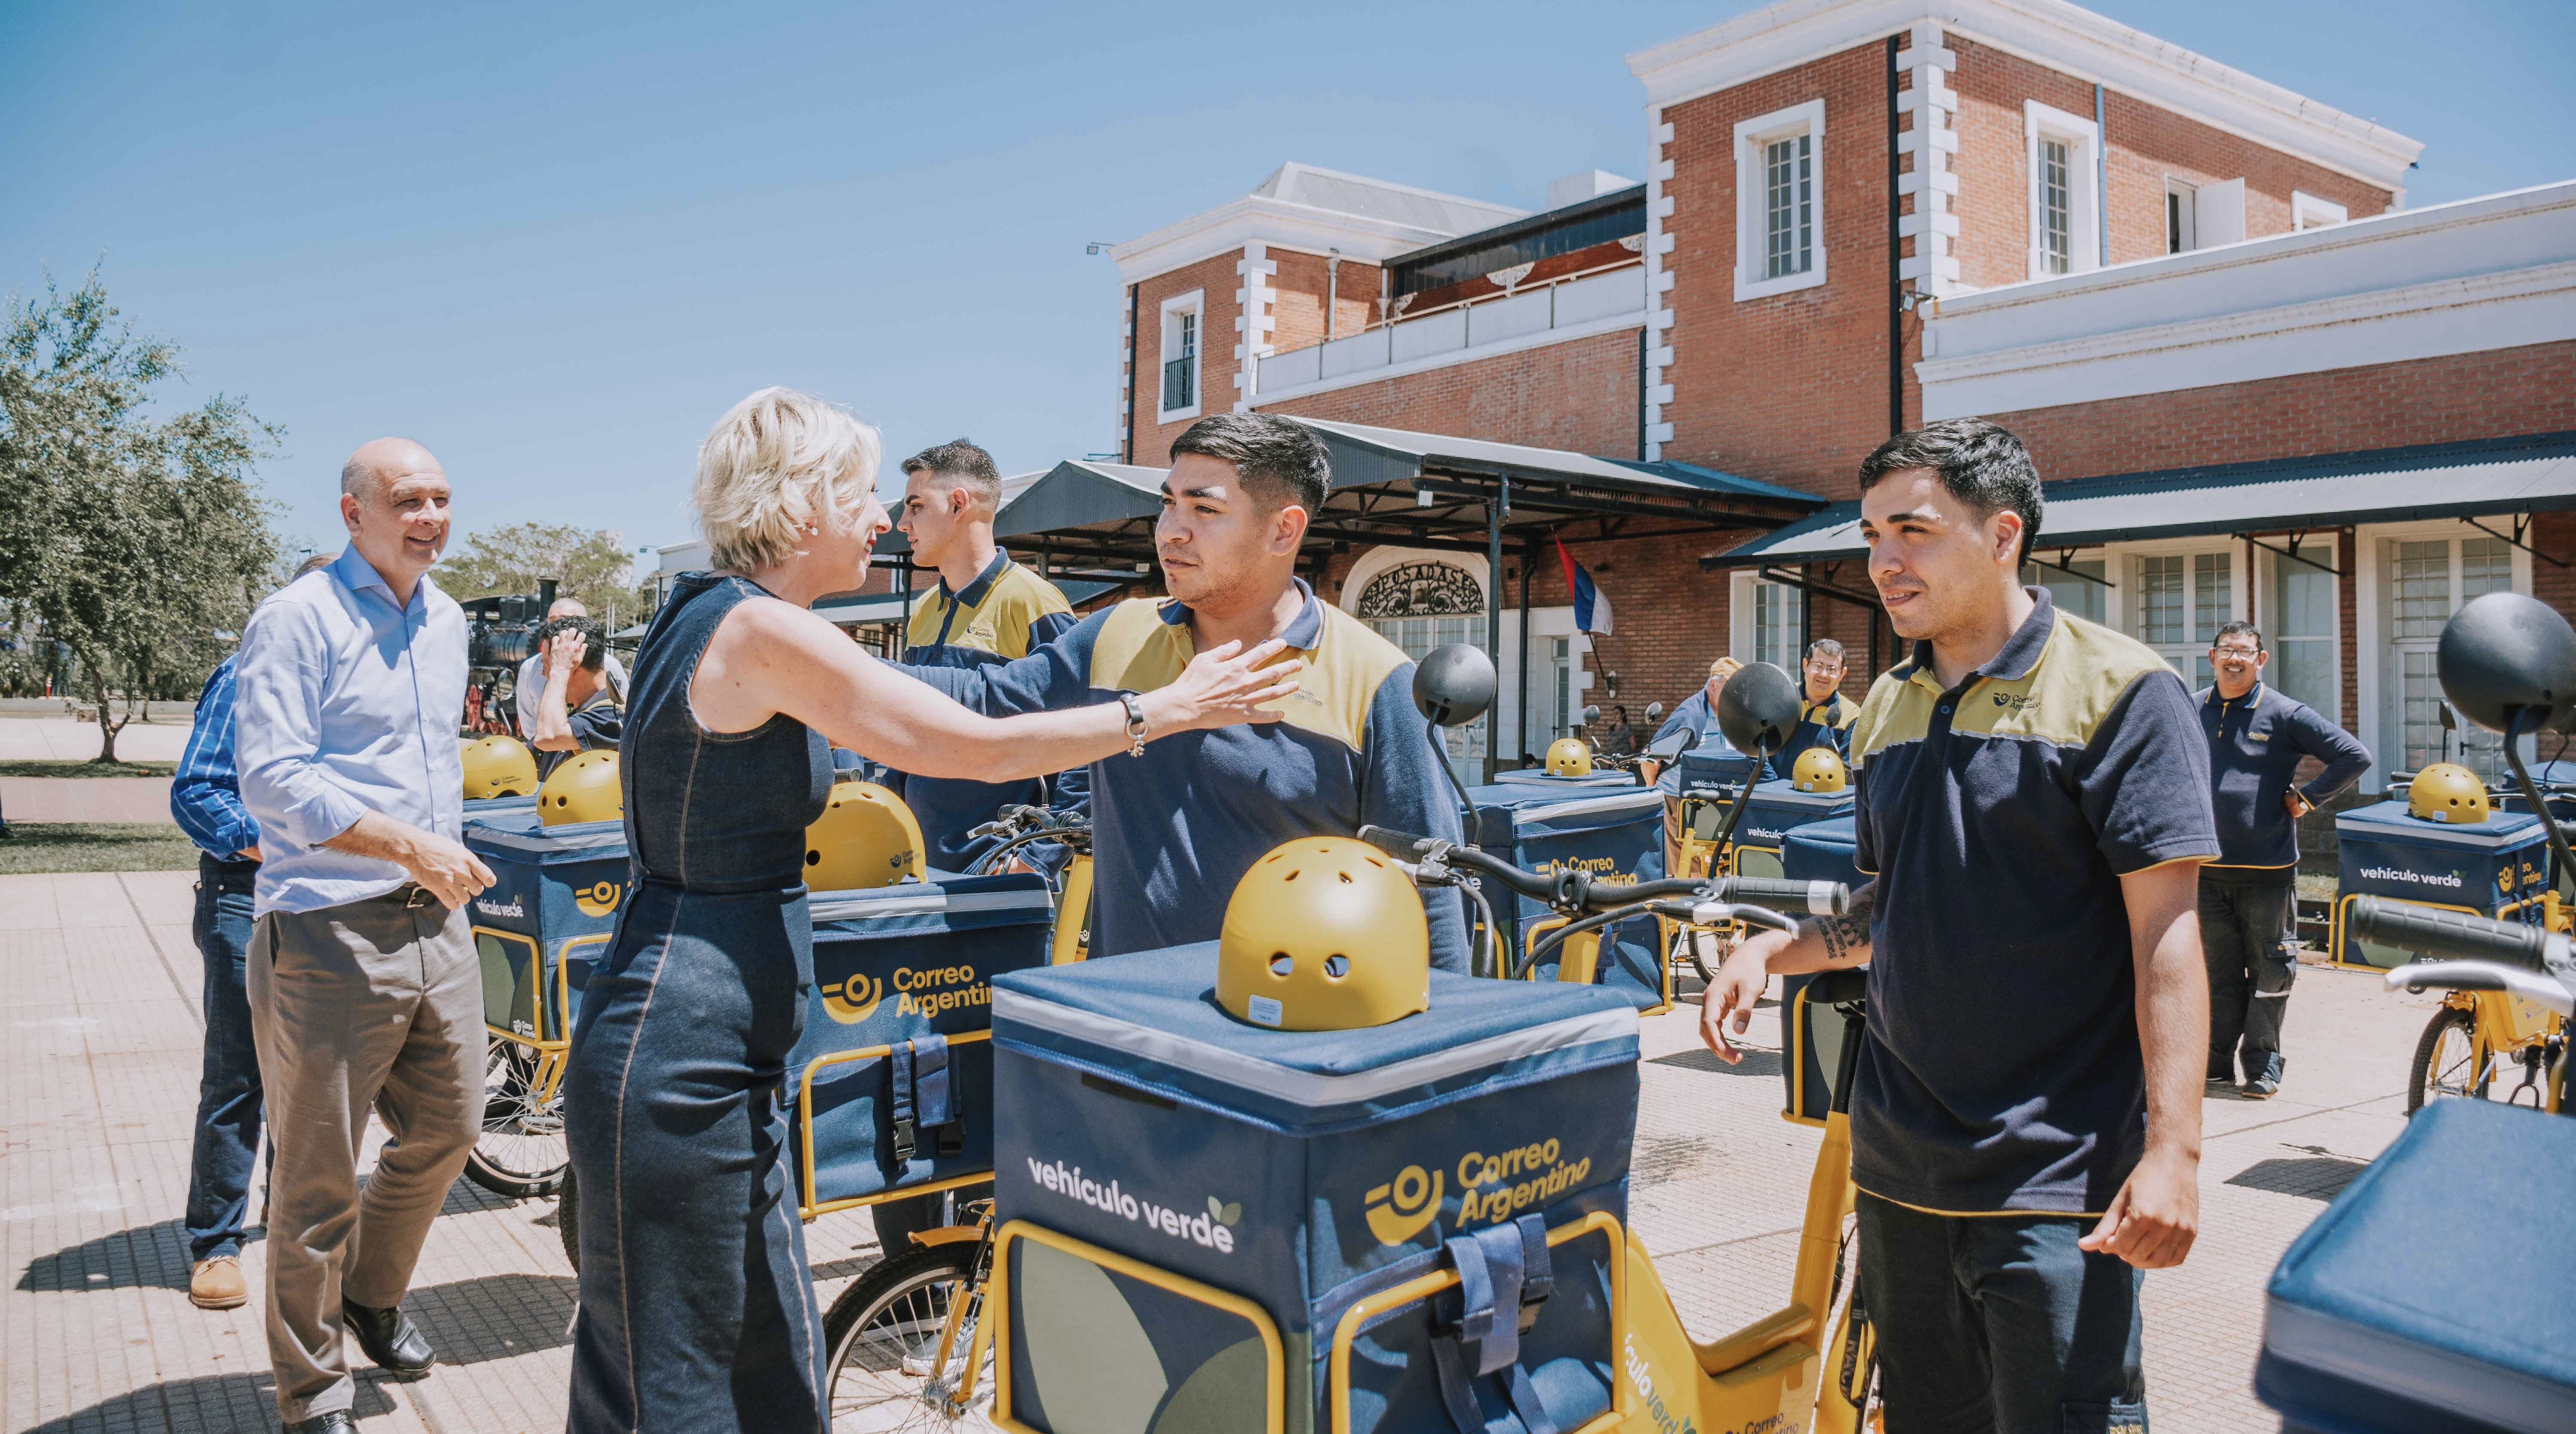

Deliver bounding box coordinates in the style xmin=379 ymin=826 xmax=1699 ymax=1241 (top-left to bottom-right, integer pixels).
xmin=1807 ymin=969 xmax=1868 ymax=1007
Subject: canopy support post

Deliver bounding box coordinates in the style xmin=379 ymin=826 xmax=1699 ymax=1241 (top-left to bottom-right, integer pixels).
xmin=1518 ymin=540 xmax=1536 ymax=771
xmin=1485 ymin=476 xmax=1508 ymax=784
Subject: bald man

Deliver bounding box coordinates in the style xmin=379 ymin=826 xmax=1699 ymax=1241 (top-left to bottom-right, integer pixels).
xmin=236 ymin=438 xmax=494 ymax=1434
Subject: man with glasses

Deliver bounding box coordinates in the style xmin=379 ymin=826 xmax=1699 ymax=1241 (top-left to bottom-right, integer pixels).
xmin=2197 ymin=621 xmax=2370 ymax=1098
xmin=1773 ymin=638 xmax=1858 ymax=778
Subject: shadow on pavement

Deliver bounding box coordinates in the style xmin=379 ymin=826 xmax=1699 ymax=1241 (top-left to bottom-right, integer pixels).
xmin=1650 ymin=1046 xmax=1783 ymax=1078
xmin=15 ymin=1216 xmax=254 ymax=1295
xmin=20 ymin=1368 xmax=398 ymax=1433
xmin=407 ymin=1271 xmax=580 ymax=1366
xmin=2225 ymin=1153 xmax=2371 ymax=1202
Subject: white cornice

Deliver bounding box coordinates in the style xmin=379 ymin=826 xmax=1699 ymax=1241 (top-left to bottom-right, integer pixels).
xmin=1626 ymin=0 xmax=2423 ymax=193
xmin=1112 ymin=198 xmax=1460 ymax=286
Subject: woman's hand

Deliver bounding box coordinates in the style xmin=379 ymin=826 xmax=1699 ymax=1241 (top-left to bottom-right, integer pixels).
xmin=1138 ymin=638 xmax=1305 ymax=736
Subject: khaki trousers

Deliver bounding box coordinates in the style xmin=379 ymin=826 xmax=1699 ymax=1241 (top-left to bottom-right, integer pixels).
xmin=246 ymin=887 xmax=484 ymax=1424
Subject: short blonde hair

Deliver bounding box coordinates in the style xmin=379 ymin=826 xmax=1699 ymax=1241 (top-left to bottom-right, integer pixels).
xmin=1709 ymin=657 xmax=1743 ymax=679
xmin=694 ymin=386 xmax=882 ymax=573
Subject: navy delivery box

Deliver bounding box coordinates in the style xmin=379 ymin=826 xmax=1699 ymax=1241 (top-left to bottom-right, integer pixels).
xmin=1726 ymin=777 xmax=1856 ymax=881
xmin=1494 ymin=769 xmax=1637 ymax=788
xmin=787 ymin=872 xmax=1054 ymax=1217
xmin=1466 ymin=782 xmax=1671 ymax=1012
xmin=990 ymin=948 xmax=1639 ymax=1434
xmin=463 ymin=806 xmax=630 ymax=1049
xmin=2332 ymin=800 xmax=2547 ymax=969
xmin=1779 ymin=817 xmax=1865 ymax=1126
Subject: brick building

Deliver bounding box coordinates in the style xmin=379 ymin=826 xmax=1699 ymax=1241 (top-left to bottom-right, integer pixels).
xmin=1013 ymin=0 xmax=2573 ymax=788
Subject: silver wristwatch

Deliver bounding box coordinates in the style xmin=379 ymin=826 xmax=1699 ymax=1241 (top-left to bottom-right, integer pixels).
xmin=1118 ymin=693 xmax=1148 ymax=758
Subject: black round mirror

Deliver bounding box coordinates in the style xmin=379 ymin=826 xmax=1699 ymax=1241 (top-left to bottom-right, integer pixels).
xmin=1717 ymin=660 xmax=1801 ymax=754
xmin=1644 ymin=701 xmax=1665 ymax=722
xmin=1580 ymin=704 xmax=1601 ymax=727
xmin=2438 ymin=591 xmax=2576 ymax=734
xmin=1412 ymin=644 xmax=1497 ymax=728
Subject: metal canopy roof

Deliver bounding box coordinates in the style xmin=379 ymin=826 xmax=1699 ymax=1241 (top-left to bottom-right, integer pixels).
xmin=986 ymin=421 xmax=1823 ymax=574
xmin=1704 ymin=433 xmax=2576 ymax=569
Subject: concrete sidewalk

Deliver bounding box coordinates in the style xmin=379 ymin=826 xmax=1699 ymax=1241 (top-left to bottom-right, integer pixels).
xmin=0 ymin=778 xmax=178 ymax=825
xmin=0 ymin=871 xmax=2450 ymax=1433
xmin=0 ymin=720 xmax=192 ymax=765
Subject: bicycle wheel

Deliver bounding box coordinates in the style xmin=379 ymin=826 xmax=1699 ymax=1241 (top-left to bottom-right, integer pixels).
xmin=465 ymin=1042 xmax=569 ymax=1199
xmin=556 ymin=1160 xmax=581 ymax=1273
xmin=2408 ymin=1005 xmax=2489 ymax=1113
xmin=823 ymin=1244 xmax=990 ymax=1431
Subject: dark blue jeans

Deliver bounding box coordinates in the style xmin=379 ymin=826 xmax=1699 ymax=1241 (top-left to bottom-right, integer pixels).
xmin=185 ymin=855 xmax=264 ymax=1263
xmin=1856 ymin=1191 xmax=2147 ymax=1433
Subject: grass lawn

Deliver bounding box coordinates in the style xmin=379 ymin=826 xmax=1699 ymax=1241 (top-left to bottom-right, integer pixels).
xmin=0 ymin=822 xmax=199 ymax=873
xmin=0 ymin=758 xmax=178 ymax=778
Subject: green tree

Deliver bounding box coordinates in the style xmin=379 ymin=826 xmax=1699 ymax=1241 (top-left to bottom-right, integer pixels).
xmin=0 ymin=272 xmax=282 ymax=761
xmin=435 ymin=522 xmax=650 ymax=630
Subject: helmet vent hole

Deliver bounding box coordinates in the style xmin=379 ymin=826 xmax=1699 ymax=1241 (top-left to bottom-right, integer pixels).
xmin=1337 ymin=871 xmax=1353 ymax=885
xmin=1284 ymin=869 xmax=1300 ymax=882
xmin=807 ymin=851 xmax=821 ymax=866
xmin=1269 ymin=954 xmax=1293 ymax=976
xmin=1324 ymin=955 xmax=1349 ymax=979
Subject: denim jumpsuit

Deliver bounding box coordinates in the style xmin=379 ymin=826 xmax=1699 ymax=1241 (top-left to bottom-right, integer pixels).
xmin=564 ymin=573 xmax=832 ymax=1433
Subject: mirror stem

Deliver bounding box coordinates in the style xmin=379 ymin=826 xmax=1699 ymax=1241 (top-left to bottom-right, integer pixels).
xmin=1426 ymin=715 xmax=1482 ymax=849
xmin=1710 ymin=738 xmax=1777 ymax=857
xmin=2501 ymin=709 xmax=2576 ymax=898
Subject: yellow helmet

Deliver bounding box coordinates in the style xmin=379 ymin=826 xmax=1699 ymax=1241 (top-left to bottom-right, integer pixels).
xmin=1545 ymin=737 xmax=1593 ymax=778
xmin=1790 ymin=747 xmax=1848 ymax=794
xmin=1217 ymin=837 xmax=1429 ymax=1032
xmin=2408 ymin=763 xmax=2489 ymax=825
xmin=462 ymin=735 xmax=539 ymax=800
xmin=804 ymin=781 xmax=926 ymax=891
xmin=538 ymin=750 xmax=623 ymax=827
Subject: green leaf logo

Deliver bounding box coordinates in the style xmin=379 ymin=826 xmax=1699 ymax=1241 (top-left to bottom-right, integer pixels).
xmin=1209 ymin=1197 xmax=1242 ymax=1227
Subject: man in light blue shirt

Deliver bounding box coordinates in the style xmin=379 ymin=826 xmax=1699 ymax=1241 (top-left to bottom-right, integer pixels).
xmin=235 ymin=437 xmax=493 ymax=1434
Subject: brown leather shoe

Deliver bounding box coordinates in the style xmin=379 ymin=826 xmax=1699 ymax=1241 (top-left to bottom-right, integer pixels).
xmin=190 ymin=1255 xmax=248 ymax=1310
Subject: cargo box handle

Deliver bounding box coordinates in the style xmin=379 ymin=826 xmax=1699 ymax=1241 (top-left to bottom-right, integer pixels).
xmin=890 ymin=1036 xmax=966 ymax=1166
xmin=1428 ymin=1216 xmax=1559 ymax=1434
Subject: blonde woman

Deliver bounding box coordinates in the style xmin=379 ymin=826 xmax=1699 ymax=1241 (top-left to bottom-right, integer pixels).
xmin=562 ymin=388 xmax=1298 ymax=1432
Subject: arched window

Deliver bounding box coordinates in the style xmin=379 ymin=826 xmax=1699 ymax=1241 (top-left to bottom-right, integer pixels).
xmin=1354 ymin=561 xmax=1485 ymax=779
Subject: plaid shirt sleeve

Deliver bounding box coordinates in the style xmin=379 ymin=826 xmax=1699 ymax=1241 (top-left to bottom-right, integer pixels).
xmin=169 ymin=658 xmax=259 ymax=857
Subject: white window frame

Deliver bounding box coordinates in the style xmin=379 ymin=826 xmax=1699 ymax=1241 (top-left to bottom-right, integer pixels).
xmin=2252 ymin=544 xmax=2344 ymax=728
xmin=2353 ymin=521 xmax=2533 ymax=791
xmin=2097 ymin=537 xmax=2245 ymax=689
xmin=2292 ymin=190 xmax=2350 ymax=232
xmin=2165 ymin=177 xmax=2199 ymax=254
xmin=2023 ymin=101 xmax=2102 ymax=282
xmin=1728 ymin=570 xmax=1807 ymax=670
xmin=1734 ymin=99 xmax=1827 ymax=302
xmin=1156 ymin=289 xmax=1203 ymax=424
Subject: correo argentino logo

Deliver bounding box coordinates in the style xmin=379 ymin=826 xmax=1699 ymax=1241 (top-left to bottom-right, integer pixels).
xmin=1364 ymin=1164 xmax=1443 ymax=1245
xmin=574 ymin=879 xmax=623 ymax=919
xmin=820 ymin=972 xmax=884 ymax=1025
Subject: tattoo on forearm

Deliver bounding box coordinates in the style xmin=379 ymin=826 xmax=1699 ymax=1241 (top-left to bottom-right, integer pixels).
xmin=1812 ymin=883 xmax=1876 ymax=965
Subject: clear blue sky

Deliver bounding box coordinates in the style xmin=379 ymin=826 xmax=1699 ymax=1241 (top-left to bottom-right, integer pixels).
xmin=6 ymin=0 xmax=2570 ymax=561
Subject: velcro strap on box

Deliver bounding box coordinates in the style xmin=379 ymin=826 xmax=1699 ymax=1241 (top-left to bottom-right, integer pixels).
xmin=1429 ymin=1216 xmax=1558 ymax=1434
xmin=890 ymin=1036 xmax=963 ymax=1166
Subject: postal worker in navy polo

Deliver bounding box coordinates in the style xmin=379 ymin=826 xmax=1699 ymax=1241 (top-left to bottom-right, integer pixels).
xmin=896 ymin=412 xmax=1470 ymax=972
xmin=2196 ymin=620 xmax=2370 ymax=1098
xmin=1699 ymin=419 xmax=2218 ymax=1434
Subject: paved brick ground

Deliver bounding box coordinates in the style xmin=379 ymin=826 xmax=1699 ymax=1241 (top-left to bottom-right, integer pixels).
xmin=3 ymin=870 xmax=2442 ymax=1433
xmin=0 ymin=779 xmax=178 ymax=825
xmin=0 ymin=721 xmax=191 ymax=765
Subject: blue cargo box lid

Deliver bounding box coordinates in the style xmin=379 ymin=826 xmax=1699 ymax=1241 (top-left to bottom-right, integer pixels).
xmin=1783 ymin=815 xmax=1858 ymax=858
xmin=2260 ymin=1098 xmax=2576 ymax=1431
xmin=993 ymin=944 xmax=1637 ymax=1134
xmin=1492 ymin=769 xmax=1637 ymax=788
xmin=1466 ymin=784 xmax=1664 ymax=829
xmin=464 ymin=793 xmax=538 ymax=819
xmin=1675 ymin=735 xmax=1761 ymax=786
xmin=1738 ymin=779 xmax=1856 ymax=837
xmin=2334 ymin=799 xmax=2545 ymax=852
xmin=810 ymin=871 xmax=1054 ymax=937
xmin=464 ymin=806 xmax=628 ymax=861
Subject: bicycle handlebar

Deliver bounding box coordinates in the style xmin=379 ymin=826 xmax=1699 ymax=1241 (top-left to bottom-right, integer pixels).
xmin=2383 ymin=960 xmax=2576 ymax=1016
xmin=2346 ymin=896 xmax=2553 ymax=970
xmin=1357 ymin=825 xmax=1849 ymax=916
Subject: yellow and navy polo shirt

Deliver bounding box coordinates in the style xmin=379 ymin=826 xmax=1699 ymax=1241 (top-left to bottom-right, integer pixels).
xmin=1847 ymin=587 xmax=2218 ymax=1215
xmin=898 ymin=577 xmax=1470 ymax=971
xmin=888 ymin=549 xmax=1082 ymax=871
xmin=1772 ymin=690 xmax=1858 ymax=778
xmin=2194 ymin=680 xmax=2372 ymax=880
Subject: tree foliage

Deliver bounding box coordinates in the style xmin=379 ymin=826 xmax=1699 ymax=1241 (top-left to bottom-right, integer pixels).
xmin=0 ymin=271 xmax=282 ymax=760
xmin=435 ymin=522 xmax=649 ymax=626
